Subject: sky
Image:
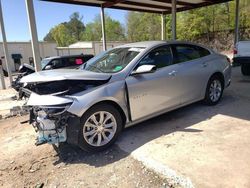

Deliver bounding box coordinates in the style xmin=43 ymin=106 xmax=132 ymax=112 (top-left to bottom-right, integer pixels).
xmin=1 ymin=0 xmax=127 ymax=41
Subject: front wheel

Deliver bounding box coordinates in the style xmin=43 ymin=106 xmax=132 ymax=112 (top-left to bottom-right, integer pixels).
xmin=204 ymin=76 xmax=224 ymax=105
xmin=78 ymin=104 xmax=123 ymax=152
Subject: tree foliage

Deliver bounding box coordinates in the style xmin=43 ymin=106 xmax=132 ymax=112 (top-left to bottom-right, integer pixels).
xmin=44 ymin=12 xmax=85 ymax=46
xmin=126 ymin=1 xmax=250 ymax=42
xmin=82 ymin=15 xmax=125 ymax=41
xmin=126 ymin=12 xmax=161 ymax=41
xmin=44 ymin=12 xmax=125 ymax=46
xmin=44 ymin=1 xmax=250 ymax=46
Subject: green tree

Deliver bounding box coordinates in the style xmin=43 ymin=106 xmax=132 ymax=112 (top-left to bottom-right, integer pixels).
xmin=126 ymin=12 xmax=162 ymax=42
xmin=43 ymin=31 xmax=55 ymax=42
xmin=44 ymin=12 xmax=85 ymax=46
xmin=82 ymin=14 xmax=125 ymax=41
xmin=67 ymin=12 xmax=85 ymax=41
xmin=50 ymin=24 xmax=76 ymax=46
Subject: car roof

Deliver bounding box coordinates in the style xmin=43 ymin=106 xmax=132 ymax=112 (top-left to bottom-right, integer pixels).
xmin=43 ymin=54 xmax=93 ymax=60
xmin=115 ymin=40 xmax=213 ymax=52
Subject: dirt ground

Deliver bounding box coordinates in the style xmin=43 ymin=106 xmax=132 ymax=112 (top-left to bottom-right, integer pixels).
xmin=0 ymin=115 xmax=173 ymax=188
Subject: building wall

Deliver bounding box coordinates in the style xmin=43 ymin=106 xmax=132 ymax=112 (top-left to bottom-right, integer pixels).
xmin=0 ymin=41 xmax=129 ymax=72
xmin=93 ymin=41 xmax=127 ymax=55
xmin=0 ymin=41 xmax=57 ymax=72
xmin=56 ymin=41 xmax=128 ymax=56
xmin=57 ymin=48 xmax=93 ymax=56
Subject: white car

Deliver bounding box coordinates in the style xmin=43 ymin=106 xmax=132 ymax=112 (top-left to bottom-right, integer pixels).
xmin=233 ymin=41 xmax=250 ymax=75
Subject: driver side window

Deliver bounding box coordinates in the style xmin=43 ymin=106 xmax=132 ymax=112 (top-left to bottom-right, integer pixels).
xmin=137 ymin=46 xmax=173 ymax=69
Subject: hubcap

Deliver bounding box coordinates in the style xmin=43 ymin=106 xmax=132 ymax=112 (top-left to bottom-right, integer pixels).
xmin=83 ymin=111 xmax=117 ymax=147
xmin=209 ymin=79 xmax=222 ymax=102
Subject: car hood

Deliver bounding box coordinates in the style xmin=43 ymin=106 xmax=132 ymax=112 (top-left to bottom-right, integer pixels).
xmin=20 ymin=69 xmax=111 ymax=83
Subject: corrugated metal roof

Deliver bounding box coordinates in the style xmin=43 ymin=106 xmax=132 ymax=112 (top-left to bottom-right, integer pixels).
xmin=41 ymin=0 xmax=232 ymax=14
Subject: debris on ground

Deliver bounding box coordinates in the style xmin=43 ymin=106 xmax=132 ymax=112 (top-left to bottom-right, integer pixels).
xmin=0 ymin=88 xmax=27 ymax=119
xmin=0 ymin=116 xmax=171 ymax=187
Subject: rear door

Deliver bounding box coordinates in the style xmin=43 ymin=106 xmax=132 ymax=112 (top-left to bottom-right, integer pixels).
xmin=171 ymin=44 xmax=211 ymax=104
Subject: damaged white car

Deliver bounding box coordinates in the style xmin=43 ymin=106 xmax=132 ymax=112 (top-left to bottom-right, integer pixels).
xmin=21 ymin=41 xmax=231 ymax=152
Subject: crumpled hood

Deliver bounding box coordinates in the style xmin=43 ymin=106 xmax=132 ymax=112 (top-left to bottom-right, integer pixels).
xmin=20 ymin=69 xmax=112 ymax=83
xmin=27 ymin=92 xmax=73 ymax=106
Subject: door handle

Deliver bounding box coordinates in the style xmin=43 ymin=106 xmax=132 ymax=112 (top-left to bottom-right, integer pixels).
xmin=169 ymin=70 xmax=177 ymax=76
xmin=202 ymin=62 xmax=208 ymax=67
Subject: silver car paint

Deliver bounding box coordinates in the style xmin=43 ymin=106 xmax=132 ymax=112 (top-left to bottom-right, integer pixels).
xmin=25 ymin=41 xmax=231 ymax=128
xmin=27 ymin=92 xmax=73 ymax=106
xmin=20 ymin=69 xmax=111 ymax=83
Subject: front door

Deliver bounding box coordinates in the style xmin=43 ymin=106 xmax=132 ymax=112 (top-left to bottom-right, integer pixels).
xmin=125 ymin=45 xmax=182 ymax=121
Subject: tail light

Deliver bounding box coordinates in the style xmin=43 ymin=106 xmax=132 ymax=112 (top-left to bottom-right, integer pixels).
xmin=233 ymin=47 xmax=237 ymax=55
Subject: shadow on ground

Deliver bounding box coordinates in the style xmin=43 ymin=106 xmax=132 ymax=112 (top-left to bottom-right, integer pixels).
xmin=54 ymin=67 xmax=250 ymax=166
xmin=53 ymin=144 xmax=129 ymax=167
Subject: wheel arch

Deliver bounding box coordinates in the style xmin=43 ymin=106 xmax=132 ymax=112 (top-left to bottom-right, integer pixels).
xmin=202 ymin=71 xmax=225 ymax=99
xmin=209 ymin=72 xmax=225 ymax=88
xmin=85 ymin=100 xmax=127 ymax=128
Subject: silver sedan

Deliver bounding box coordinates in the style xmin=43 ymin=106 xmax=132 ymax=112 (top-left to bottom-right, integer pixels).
xmin=21 ymin=41 xmax=231 ymax=152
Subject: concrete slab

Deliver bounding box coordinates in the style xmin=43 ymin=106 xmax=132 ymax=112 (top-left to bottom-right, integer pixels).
xmin=117 ymin=67 xmax=250 ymax=188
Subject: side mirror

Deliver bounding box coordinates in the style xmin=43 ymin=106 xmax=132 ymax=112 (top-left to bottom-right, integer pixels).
xmin=131 ymin=64 xmax=156 ymax=75
xmin=44 ymin=65 xmax=52 ymax=70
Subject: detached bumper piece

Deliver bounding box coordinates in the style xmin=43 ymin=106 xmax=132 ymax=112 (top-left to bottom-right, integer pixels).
xmin=30 ymin=105 xmax=72 ymax=146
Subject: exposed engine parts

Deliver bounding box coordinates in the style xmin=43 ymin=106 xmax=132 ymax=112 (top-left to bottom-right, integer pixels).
xmin=30 ymin=106 xmax=73 ymax=145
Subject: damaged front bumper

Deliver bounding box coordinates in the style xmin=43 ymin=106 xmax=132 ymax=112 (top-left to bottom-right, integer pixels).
xmin=30 ymin=106 xmax=68 ymax=145
xmin=27 ymin=93 xmax=80 ymax=146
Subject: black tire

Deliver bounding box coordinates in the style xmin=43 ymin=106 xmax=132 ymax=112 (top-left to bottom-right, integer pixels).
xmin=241 ymin=64 xmax=250 ymax=76
xmin=78 ymin=103 xmax=123 ymax=152
xmin=204 ymin=75 xmax=224 ymax=106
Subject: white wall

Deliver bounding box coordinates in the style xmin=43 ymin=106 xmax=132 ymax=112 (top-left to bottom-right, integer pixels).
xmin=0 ymin=41 xmax=129 ymax=72
xmin=57 ymin=48 xmax=94 ymax=56
xmin=93 ymin=41 xmax=127 ymax=55
xmin=57 ymin=41 xmax=128 ymax=56
xmin=0 ymin=41 xmax=57 ymax=72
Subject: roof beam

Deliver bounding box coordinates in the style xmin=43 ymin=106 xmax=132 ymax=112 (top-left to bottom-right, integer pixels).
xmin=115 ymin=1 xmax=172 ymax=11
xmin=108 ymin=6 xmax=164 ymax=14
xmin=41 ymin=0 xmax=232 ymax=14
xmin=41 ymin=0 xmax=101 ymax=7
xmin=152 ymin=0 xmax=194 ymax=7
xmin=177 ymin=0 xmax=232 ymax=12
xmin=102 ymin=0 xmax=127 ymax=8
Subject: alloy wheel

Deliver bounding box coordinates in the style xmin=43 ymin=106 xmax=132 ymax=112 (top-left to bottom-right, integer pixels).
xmin=83 ymin=111 xmax=117 ymax=147
xmin=209 ymin=79 xmax=222 ymax=102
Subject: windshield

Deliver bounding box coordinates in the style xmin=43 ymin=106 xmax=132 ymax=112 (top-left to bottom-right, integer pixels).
xmin=81 ymin=47 xmax=144 ymax=73
xmin=41 ymin=58 xmax=51 ymax=69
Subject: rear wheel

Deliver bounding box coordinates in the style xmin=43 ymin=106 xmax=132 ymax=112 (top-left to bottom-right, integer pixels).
xmin=78 ymin=104 xmax=123 ymax=152
xmin=204 ymin=75 xmax=224 ymax=105
xmin=241 ymin=64 xmax=250 ymax=75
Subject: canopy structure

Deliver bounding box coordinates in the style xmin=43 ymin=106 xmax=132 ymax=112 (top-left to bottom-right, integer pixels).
xmin=41 ymin=0 xmax=232 ymax=14
xmin=0 ymin=0 xmax=240 ymax=87
xmin=40 ymin=0 xmax=233 ymax=49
